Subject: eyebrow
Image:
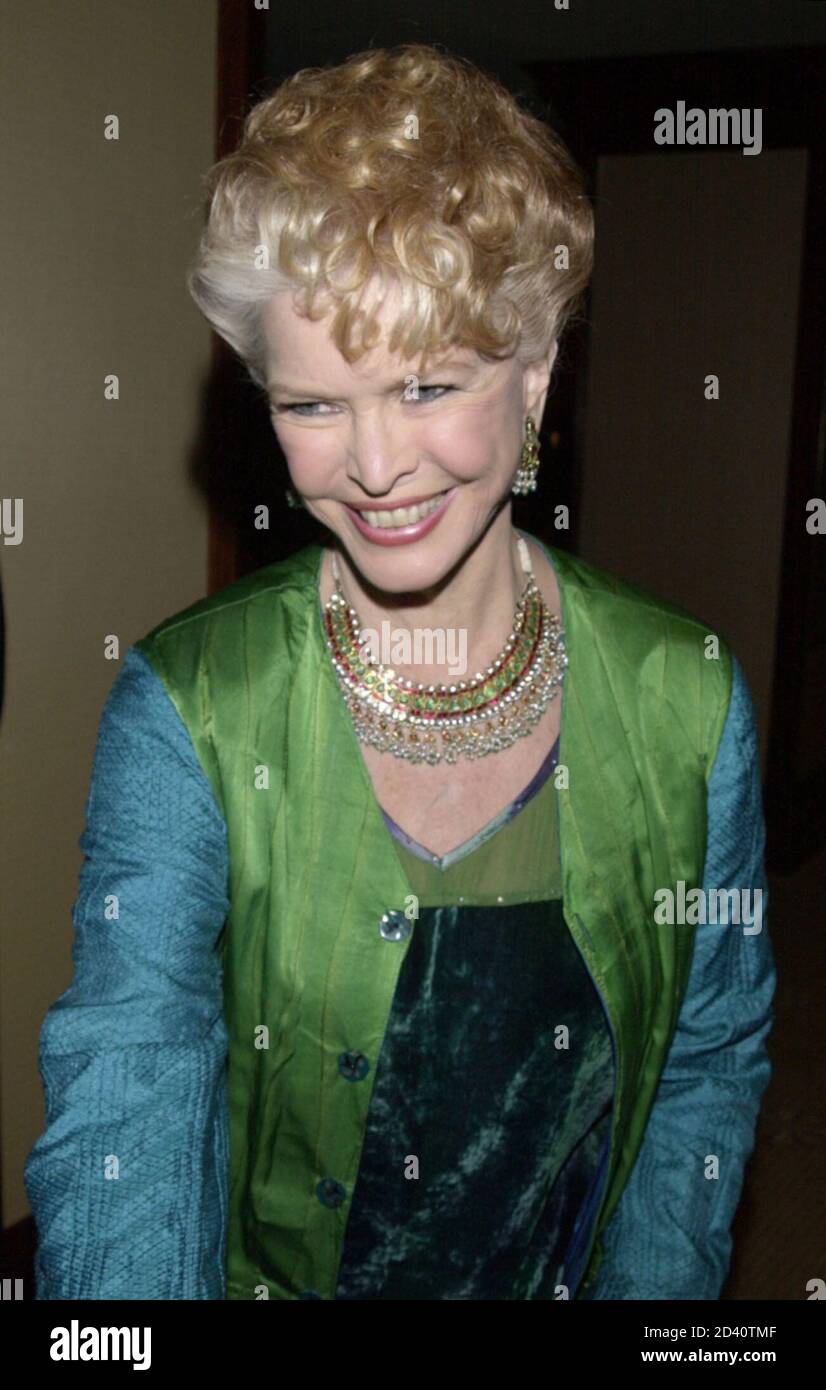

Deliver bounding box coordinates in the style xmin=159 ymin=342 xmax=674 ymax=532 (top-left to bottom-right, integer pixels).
xmin=267 ymin=357 xmax=475 ymax=397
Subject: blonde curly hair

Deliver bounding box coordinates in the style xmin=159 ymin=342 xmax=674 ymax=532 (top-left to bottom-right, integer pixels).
xmin=187 ymin=42 xmax=594 ymax=390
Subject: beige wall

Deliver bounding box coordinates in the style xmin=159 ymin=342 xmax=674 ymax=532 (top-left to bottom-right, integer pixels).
xmin=0 ymin=0 xmax=217 ymax=1225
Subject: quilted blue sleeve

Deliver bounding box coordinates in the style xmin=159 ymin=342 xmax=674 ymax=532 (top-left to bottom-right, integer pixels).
xmin=585 ymin=652 xmax=776 ymax=1299
xmin=23 ymin=645 xmax=231 ymax=1300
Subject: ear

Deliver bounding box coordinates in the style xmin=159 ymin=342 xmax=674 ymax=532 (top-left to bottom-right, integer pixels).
xmin=522 ymin=340 xmax=559 ymax=425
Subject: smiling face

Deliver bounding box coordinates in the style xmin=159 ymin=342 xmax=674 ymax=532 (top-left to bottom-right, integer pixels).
xmin=262 ymin=280 xmax=557 ymax=596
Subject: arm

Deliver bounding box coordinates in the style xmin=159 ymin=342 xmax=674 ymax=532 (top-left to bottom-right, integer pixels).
xmin=585 ymin=652 xmax=776 ymax=1299
xmin=24 ymin=645 xmax=231 ymax=1299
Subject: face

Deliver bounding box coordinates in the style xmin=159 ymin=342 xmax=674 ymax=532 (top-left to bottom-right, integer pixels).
xmin=262 ymin=280 xmax=557 ymax=594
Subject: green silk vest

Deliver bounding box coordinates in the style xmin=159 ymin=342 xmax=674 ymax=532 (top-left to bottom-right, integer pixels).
xmin=134 ymin=531 xmax=732 ymax=1300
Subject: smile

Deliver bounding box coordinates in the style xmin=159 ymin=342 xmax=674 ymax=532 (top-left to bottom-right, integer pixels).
xmin=355 ymin=491 xmax=448 ymax=528
xmin=344 ymin=486 xmax=457 ymax=547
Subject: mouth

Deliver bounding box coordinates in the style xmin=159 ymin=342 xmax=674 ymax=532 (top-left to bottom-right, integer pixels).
xmin=344 ymin=486 xmax=458 ymax=546
xmin=347 ymin=490 xmax=450 ymax=529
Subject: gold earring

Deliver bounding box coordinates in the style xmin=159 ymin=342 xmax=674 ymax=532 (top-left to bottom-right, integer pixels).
xmin=512 ymin=416 xmax=540 ymax=496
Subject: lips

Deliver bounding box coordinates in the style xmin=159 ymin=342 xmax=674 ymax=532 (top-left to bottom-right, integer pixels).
xmin=345 ymin=486 xmax=457 ymax=547
xmin=346 ymin=488 xmax=447 ymax=513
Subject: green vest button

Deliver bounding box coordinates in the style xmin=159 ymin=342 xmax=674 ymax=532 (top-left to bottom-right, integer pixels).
xmin=316 ymin=1177 xmax=347 ymax=1208
xmin=379 ymin=909 xmax=411 ymax=942
xmin=338 ymin=1050 xmax=370 ymax=1081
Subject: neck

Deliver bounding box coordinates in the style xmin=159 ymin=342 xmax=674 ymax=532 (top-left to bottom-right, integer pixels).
xmin=327 ymin=506 xmax=529 ymax=686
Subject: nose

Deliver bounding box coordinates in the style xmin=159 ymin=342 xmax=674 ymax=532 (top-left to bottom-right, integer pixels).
xmin=344 ymin=406 xmax=417 ymax=498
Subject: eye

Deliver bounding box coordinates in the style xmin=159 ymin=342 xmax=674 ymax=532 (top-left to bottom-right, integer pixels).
xmin=273 ymin=401 xmax=336 ymax=418
xmin=410 ymin=384 xmax=454 ymax=402
xmin=271 ymin=384 xmax=455 ymax=418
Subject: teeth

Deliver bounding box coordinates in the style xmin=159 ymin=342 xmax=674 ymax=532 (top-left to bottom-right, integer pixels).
xmin=359 ymin=491 xmax=447 ymax=528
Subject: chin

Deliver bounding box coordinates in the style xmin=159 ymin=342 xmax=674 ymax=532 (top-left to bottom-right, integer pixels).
xmin=357 ymin=543 xmax=458 ymax=577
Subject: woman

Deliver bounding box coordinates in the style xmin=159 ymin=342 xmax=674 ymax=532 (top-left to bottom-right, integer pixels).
xmin=25 ymin=43 xmax=775 ymax=1301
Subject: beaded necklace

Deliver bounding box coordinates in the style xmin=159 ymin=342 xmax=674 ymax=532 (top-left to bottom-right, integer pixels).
xmin=322 ymin=535 xmax=567 ymax=765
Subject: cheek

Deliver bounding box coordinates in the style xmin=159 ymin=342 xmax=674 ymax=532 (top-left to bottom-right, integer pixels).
xmin=274 ymin=394 xmax=520 ymax=485
xmin=428 ymin=401 xmax=520 ymax=479
xmin=274 ymin=427 xmax=338 ymax=488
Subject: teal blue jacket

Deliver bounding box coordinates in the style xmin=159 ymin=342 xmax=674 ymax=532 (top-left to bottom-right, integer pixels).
xmin=24 ymin=540 xmax=775 ymax=1299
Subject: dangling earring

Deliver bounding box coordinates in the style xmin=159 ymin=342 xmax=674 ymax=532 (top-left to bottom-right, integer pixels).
xmin=285 ymin=487 xmax=304 ymax=510
xmin=512 ymin=416 xmax=540 ymax=496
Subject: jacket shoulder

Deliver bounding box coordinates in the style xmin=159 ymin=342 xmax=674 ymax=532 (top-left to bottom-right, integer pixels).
xmin=545 ymin=542 xmax=734 ymax=771
xmin=548 ymin=544 xmax=722 ymax=640
xmin=135 ymin=545 xmax=321 ymax=654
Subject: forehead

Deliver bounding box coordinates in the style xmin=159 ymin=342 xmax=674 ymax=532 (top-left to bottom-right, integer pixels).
xmin=262 ymin=287 xmax=480 ymax=384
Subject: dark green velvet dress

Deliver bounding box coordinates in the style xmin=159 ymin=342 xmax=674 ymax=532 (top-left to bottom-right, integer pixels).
xmin=334 ymin=737 xmax=615 ymax=1300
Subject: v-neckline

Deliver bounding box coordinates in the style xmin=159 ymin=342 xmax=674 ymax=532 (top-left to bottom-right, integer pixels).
xmin=381 ymin=729 xmax=561 ymax=870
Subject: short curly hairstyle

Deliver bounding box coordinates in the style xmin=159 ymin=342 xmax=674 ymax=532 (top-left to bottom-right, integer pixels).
xmin=187 ymin=42 xmax=594 ymax=391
